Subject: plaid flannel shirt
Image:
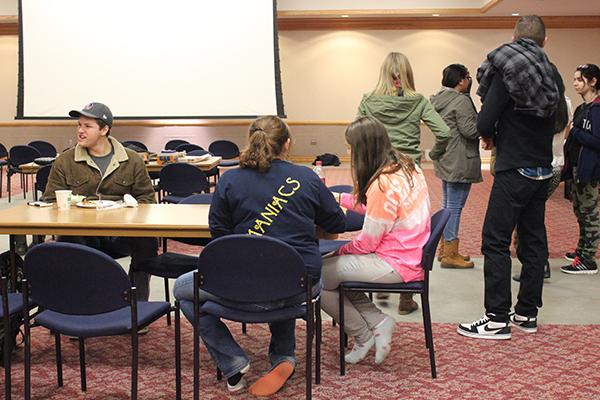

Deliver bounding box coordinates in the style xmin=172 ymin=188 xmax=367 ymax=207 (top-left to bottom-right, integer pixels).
xmin=476 ymin=38 xmax=560 ymax=118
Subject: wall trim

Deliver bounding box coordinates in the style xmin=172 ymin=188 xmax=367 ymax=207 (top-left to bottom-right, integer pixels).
xmin=0 ymin=120 xmax=351 ymax=127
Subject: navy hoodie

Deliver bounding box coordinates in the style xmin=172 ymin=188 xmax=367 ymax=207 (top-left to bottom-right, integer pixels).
xmin=209 ymin=160 xmax=346 ymax=279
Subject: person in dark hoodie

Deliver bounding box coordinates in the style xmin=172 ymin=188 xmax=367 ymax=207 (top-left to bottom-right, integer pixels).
xmin=560 ymin=64 xmax=600 ymax=275
xmin=430 ymin=64 xmax=482 ymax=269
xmin=356 ymin=51 xmax=449 ymax=314
xmin=458 ymin=15 xmax=567 ymax=340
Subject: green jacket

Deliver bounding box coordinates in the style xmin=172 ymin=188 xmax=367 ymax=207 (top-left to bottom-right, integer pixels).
xmin=357 ymin=92 xmax=450 ymax=161
xmin=430 ymin=87 xmax=482 ymax=183
xmin=43 ymin=137 xmax=156 ymax=204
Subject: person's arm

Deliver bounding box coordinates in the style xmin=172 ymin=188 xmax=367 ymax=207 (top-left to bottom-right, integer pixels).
xmin=422 ymin=99 xmax=450 ymax=160
xmin=477 ymin=73 xmax=510 ymax=140
xmin=455 ymin=96 xmax=480 ymax=140
xmin=41 ymin=157 xmax=68 ymax=202
xmin=573 ymin=106 xmax=600 ymax=151
xmin=208 ymin=180 xmax=234 ymax=238
xmin=315 ymin=181 xmax=346 ymax=234
xmin=130 ymin=158 xmax=156 ymax=204
xmin=337 ymin=180 xmax=393 ymax=255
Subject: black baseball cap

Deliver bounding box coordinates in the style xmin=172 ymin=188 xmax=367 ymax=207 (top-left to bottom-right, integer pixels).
xmin=69 ymin=102 xmax=113 ymax=127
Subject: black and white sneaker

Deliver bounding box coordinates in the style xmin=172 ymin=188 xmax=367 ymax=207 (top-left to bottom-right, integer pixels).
xmin=457 ymin=315 xmax=511 ymax=340
xmin=509 ymin=312 xmax=537 ymax=333
xmin=560 ymin=256 xmax=598 ymax=275
xmin=565 ymin=250 xmax=578 ymax=262
xmin=227 ymin=363 xmax=250 ymax=392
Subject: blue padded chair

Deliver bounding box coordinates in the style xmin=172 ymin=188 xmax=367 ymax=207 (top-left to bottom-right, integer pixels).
xmin=138 ymin=194 xmax=212 ymax=326
xmin=165 ymin=139 xmax=189 ymax=150
xmin=1 ymin=276 xmax=28 ymax=400
xmin=178 ymin=235 xmax=321 ymax=400
xmin=27 ymin=141 xmax=57 ymax=158
xmin=22 ymin=242 xmax=173 ymax=400
xmin=159 ymin=163 xmax=209 ymax=203
xmin=8 ymin=145 xmax=41 ymax=202
xmin=318 ymin=185 xmax=363 ymax=256
xmin=33 ymin=164 xmax=52 ymax=201
xmin=208 ymin=139 xmax=240 ymax=168
xmin=188 ymin=149 xmax=219 ymax=186
xmin=336 ymin=209 xmax=450 ymax=378
xmin=122 ymin=140 xmax=148 ymax=151
xmin=175 ymin=143 xmax=204 ymax=153
xmin=0 ymin=143 xmax=9 ymax=198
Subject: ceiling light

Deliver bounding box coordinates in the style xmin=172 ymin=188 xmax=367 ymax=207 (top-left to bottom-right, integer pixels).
xmin=340 ymin=14 xmax=349 ymax=18
xmin=432 ymin=14 xmax=440 ymax=17
xmin=512 ymin=13 xmax=520 ymax=16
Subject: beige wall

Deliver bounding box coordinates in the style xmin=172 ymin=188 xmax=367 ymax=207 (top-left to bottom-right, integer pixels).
xmin=1 ymin=27 xmax=599 ymax=155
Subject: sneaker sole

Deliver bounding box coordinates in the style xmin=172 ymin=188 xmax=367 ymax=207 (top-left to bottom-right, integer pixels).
xmin=456 ymin=327 xmax=511 ymax=340
xmin=560 ymin=269 xmax=598 ymax=275
xmin=510 ymin=321 xmax=537 ymax=333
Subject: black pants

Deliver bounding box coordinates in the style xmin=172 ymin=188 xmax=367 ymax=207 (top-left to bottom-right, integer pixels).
xmin=482 ymin=170 xmax=550 ymax=321
xmin=56 ymin=236 xmax=158 ymax=301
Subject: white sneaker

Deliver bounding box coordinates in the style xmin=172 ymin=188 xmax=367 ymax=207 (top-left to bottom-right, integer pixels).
xmin=457 ymin=315 xmax=511 ymax=340
xmin=509 ymin=313 xmax=538 ymax=333
xmin=373 ymin=316 xmax=395 ymax=364
xmin=344 ymin=336 xmax=375 ymax=364
xmin=226 ymin=363 xmax=250 ymax=392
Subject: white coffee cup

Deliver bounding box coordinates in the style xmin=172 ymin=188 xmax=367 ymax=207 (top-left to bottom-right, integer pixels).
xmin=55 ymin=190 xmax=72 ymax=210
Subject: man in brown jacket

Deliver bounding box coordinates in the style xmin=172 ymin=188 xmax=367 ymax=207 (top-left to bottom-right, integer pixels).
xmin=43 ymin=102 xmax=157 ymax=300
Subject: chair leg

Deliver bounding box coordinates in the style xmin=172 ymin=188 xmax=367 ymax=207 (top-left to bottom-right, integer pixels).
xmin=305 ymin=291 xmax=313 ymax=400
xmin=2 ymin=279 xmax=12 ymax=400
xmin=193 ymin=273 xmax=200 ymax=400
xmin=315 ymin=298 xmax=322 ymax=385
xmin=338 ymin=286 xmax=345 ymax=376
xmin=242 ymin=322 xmax=247 ymax=334
xmin=164 ymin=277 xmax=172 ymax=326
xmin=175 ymin=302 xmax=182 ymax=400
xmin=216 ymin=368 xmax=222 ymax=381
xmin=78 ymin=338 xmax=86 ymax=391
xmin=23 ymin=283 xmax=31 ymax=400
xmin=421 ymin=293 xmax=436 ymax=379
xmin=55 ymin=334 xmax=63 ymax=387
xmin=7 ymin=171 xmax=11 ymax=203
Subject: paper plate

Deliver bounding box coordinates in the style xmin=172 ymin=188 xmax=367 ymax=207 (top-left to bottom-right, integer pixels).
xmin=76 ymin=200 xmax=117 ymax=209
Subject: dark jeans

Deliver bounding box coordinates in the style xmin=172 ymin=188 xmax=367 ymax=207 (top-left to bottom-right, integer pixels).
xmin=482 ymin=170 xmax=549 ymax=321
xmin=57 ymin=236 xmax=158 ymax=300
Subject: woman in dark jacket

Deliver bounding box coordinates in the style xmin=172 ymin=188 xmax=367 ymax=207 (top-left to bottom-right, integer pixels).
xmin=561 ymin=64 xmax=600 ymax=275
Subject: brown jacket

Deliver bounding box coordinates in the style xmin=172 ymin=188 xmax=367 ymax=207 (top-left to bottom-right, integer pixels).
xmin=43 ymin=137 xmax=156 ymax=204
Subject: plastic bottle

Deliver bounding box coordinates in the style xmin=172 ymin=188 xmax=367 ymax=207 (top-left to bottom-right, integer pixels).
xmin=313 ymin=161 xmax=326 ymax=184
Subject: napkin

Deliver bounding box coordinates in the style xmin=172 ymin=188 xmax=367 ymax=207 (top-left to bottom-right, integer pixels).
xmin=123 ymin=194 xmax=139 ymax=207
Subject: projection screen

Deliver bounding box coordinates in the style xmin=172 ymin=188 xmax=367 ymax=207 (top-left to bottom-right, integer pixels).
xmin=17 ymin=0 xmax=284 ymax=120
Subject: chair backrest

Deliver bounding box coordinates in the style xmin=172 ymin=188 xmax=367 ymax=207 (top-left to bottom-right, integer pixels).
xmin=198 ymin=235 xmax=307 ymax=303
xmin=35 ymin=165 xmax=52 ymax=194
xmin=24 ymin=242 xmax=130 ymax=315
xmin=179 ymin=193 xmax=213 ymax=205
xmin=421 ymin=209 xmax=451 ymax=271
xmin=159 ymin=163 xmax=208 ymax=196
xmin=9 ymin=145 xmax=41 ymax=167
xmin=187 ymin=149 xmax=210 ymax=157
xmin=327 ymin=184 xmax=353 ymax=193
xmin=176 ymin=143 xmax=204 ymax=153
xmin=208 ymin=140 xmax=240 ymax=159
xmin=122 ymin=140 xmax=148 ymax=151
xmin=0 ymin=143 xmax=7 ymax=158
xmin=165 ymin=139 xmax=189 ymax=150
xmin=27 ymin=141 xmax=57 ymax=157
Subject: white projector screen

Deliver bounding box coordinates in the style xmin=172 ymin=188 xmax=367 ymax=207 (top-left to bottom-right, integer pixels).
xmin=17 ymin=0 xmax=284 ymax=120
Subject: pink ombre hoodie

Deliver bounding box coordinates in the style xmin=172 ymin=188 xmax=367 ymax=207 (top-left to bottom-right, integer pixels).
xmin=338 ymin=166 xmax=431 ymax=282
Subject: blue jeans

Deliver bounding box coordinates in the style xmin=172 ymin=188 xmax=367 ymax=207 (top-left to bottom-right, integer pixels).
xmin=442 ymin=181 xmax=472 ymax=241
xmin=173 ymin=271 xmax=320 ymax=378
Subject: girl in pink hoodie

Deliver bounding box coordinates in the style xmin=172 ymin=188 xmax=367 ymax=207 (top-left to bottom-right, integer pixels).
xmin=321 ymin=117 xmax=431 ymax=365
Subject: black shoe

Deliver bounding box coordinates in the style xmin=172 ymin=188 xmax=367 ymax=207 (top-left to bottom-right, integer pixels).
xmin=565 ymin=251 xmax=578 ymax=262
xmin=512 ymin=261 xmax=551 ymax=282
xmin=560 ymin=256 xmax=598 ymax=275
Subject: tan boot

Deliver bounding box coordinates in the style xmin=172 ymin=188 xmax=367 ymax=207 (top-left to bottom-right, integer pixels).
xmin=455 ymin=238 xmax=471 ymax=261
xmin=397 ymin=293 xmax=418 ymax=315
xmin=441 ymin=239 xmax=474 ymax=269
xmin=437 ymin=240 xmax=444 ymax=261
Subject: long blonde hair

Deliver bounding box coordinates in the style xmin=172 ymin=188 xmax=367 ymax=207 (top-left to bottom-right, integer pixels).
xmin=372 ymin=52 xmax=416 ymax=97
xmin=239 ymin=116 xmax=290 ymax=172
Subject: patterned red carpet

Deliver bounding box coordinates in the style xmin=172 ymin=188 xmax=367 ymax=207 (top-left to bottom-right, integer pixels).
xmin=4 ymin=319 xmax=600 ymax=399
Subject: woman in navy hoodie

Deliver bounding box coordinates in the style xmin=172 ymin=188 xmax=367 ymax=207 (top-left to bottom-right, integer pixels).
xmin=561 ymin=64 xmax=600 ymax=275
xmin=173 ymin=115 xmax=346 ymax=396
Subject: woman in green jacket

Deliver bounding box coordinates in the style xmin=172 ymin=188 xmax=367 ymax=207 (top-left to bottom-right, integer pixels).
xmin=356 ymin=52 xmax=450 ymax=314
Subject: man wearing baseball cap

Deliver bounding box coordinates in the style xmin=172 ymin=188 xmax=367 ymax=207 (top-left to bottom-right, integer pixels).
xmin=42 ymin=102 xmax=158 ymax=301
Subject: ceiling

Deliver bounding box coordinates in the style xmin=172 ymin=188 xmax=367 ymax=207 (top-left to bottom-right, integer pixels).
xmin=0 ymin=0 xmax=598 ymax=17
